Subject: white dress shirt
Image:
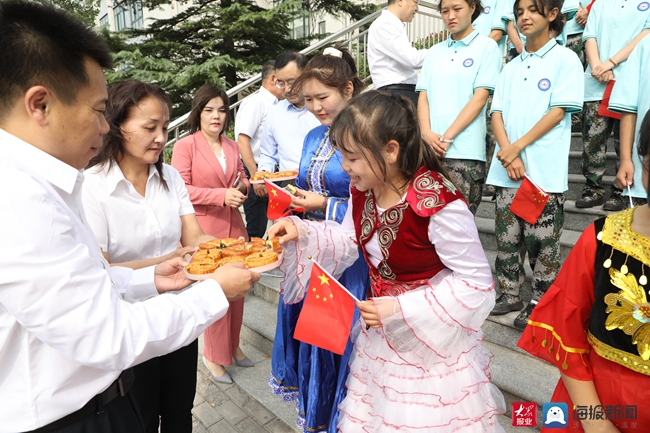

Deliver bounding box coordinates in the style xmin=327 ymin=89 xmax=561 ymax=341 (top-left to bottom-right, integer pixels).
xmin=0 ymin=128 xmax=229 ymax=432
xmin=83 ymin=163 xmax=195 ymax=264
xmin=368 ymin=10 xmax=427 ymax=88
xmin=257 ymin=99 xmax=320 ymax=173
xmin=234 ymin=86 xmax=278 ymax=161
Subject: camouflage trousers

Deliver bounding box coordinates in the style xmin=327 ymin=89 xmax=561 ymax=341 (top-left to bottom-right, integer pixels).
xmin=442 ymin=158 xmax=485 ymax=215
xmin=506 ymin=47 xmax=519 ymax=63
xmin=485 ymin=95 xmax=496 ymax=174
xmin=581 ymin=100 xmax=621 ymax=197
xmin=495 ymin=187 xmax=565 ymax=301
xmin=565 ymin=33 xmax=586 ymax=68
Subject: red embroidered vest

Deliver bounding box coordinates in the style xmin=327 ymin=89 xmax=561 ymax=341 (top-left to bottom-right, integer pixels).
xmin=351 ymin=167 xmax=463 ymax=297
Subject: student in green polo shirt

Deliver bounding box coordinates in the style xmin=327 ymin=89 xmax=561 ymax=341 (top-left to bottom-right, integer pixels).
xmin=486 ymin=0 xmax=584 ymax=330
xmin=417 ymin=0 xmax=502 ymax=215
xmin=608 ymin=35 xmax=650 ymax=206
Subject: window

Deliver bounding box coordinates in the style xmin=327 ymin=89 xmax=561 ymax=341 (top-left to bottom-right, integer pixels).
xmin=114 ymin=1 xmax=143 ymax=30
xmin=318 ymin=20 xmax=326 ymax=36
xmin=292 ymin=14 xmax=308 ymax=39
xmin=131 ymin=2 xmax=143 ymax=28
xmin=99 ymin=14 xmax=109 ymax=28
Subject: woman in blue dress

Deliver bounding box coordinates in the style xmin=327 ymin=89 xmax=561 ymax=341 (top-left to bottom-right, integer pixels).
xmin=268 ymin=46 xmax=369 ymax=433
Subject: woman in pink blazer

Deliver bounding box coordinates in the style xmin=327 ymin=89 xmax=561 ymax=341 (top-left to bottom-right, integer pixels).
xmin=172 ymin=84 xmax=252 ymax=384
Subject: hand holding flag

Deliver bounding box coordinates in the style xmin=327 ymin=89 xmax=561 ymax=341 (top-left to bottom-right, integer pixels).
xmin=509 ymin=175 xmax=549 ymax=225
xmin=293 ymin=260 xmax=359 ymax=355
xmin=265 ymin=179 xmax=304 ymax=220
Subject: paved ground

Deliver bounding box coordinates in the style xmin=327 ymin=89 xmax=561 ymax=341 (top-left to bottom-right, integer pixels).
xmin=191 ymin=336 xmax=294 ymax=433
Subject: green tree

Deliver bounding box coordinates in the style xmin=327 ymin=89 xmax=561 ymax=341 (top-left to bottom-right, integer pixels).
xmin=104 ymin=0 xmax=376 ymax=117
xmin=36 ymin=0 xmax=99 ymax=26
xmin=106 ymin=0 xmax=305 ymax=117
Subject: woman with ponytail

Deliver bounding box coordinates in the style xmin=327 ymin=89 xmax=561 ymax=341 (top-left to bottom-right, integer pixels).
xmin=267 ymin=45 xmax=370 ymax=433
xmin=268 ymin=91 xmax=506 ymax=432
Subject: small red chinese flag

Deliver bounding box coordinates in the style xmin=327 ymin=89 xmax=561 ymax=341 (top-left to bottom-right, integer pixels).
xmin=265 ymin=179 xmax=293 ymax=220
xmin=509 ymin=176 xmax=549 ymax=225
xmin=293 ymin=261 xmax=356 ymax=355
xmin=598 ymin=80 xmax=622 ymax=120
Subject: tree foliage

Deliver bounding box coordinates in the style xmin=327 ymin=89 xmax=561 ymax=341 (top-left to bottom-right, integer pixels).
xmin=104 ymin=0 xmax=376 ymax=117
xmin=105 ymin=0 xmax=305 ymax=117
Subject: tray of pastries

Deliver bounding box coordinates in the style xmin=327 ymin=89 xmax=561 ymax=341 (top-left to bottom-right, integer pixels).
xmin=184 ymin=237 xmax=283 ymax=280
xmin=250 ymin=170 xmax=299 ymax=184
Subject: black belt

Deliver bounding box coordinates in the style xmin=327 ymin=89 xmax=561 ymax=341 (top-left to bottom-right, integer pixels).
xmin=377 ymin=84 xmax=416 ymax=92
xmin=26 ymin=368 xmax=135 ymax=433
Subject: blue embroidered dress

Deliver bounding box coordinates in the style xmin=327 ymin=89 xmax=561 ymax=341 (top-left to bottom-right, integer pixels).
xmin=269 ymin=125 xmax=370 ymax=433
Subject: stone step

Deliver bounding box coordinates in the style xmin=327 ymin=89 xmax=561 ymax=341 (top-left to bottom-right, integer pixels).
xmin=241 ymin=286 xmax=549 ymax=431
xmin=236 ymin=295 xmax=301 ymax=432
xmin=566 ymin=173 xmax=618 ymax=201
xmin=477 ymin=197 xmax=609 ymax=234
xmin=475 ymin=216 xmax=582 ymax=262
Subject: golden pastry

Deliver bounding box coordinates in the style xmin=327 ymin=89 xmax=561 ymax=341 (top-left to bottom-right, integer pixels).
xmin=185 ymin=263 xmax=217 ymax=275
xmin=244 ymin=251 xmax=278 ymax=268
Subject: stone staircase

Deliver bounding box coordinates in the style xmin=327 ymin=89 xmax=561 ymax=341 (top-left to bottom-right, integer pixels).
xmin=233 ymin=133 xmax=619 ymax=432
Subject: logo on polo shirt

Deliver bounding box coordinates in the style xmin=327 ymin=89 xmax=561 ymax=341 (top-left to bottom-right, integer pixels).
xmin=463 ymin=58 xmax=474 ymax=67
xmin=484 ymin=5 xmax=491 ymax=13
xmin=538 ymin=78 xmax=551 ymax=91
xmin=639 ymin=2 xmax=650 ymax=11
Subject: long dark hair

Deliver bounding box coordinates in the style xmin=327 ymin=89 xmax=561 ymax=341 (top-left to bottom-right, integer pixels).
xmin=330 ymin=90 xmax=447 ymax=194
xmin=292 ymin=45 xmax=365 ymax=97
xmin=87 ymin=80 xmax=172 ymax=190
xmin=187 ymin=84 xmax=230 ymax=134
xmin=513 ymin=0 xmax=564 ymax=36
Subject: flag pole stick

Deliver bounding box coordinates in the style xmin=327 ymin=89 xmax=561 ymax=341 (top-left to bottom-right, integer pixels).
xmin=310 ymin=258 xmax=361 ymax=303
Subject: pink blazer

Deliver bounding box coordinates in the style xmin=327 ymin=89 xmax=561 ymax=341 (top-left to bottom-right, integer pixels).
xmin=171 ymin=131 xmax=250 ymax=239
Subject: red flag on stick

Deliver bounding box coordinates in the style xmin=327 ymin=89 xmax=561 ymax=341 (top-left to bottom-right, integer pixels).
xmin=265 ymin=179 xmax=294 ymax=220
xmin=509 ymin=175 xmax=549 ymax=225
xmin=293 ymin=260 xmax=359 ymax=355
xmin=598 ymin=80 xmax=622 ymax=120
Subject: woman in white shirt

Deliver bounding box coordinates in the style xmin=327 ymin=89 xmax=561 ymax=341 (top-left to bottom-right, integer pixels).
xmin=83 ymin=81 xmax=215 ymax=433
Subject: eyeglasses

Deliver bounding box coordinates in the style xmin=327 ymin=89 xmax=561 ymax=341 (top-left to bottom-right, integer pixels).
xmin=275 ymin=79 xmax=296 ymax=89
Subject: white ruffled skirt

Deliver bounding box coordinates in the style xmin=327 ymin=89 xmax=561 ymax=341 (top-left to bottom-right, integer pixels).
xmin=338 ymin=322 xmax=505 ymax=432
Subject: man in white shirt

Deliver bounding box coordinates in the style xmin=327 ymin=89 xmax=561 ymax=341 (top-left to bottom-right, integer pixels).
xmin=235 ymin=60 xmax=282 ymax=237
xmin=368 ymin=0 xmax=427 ymax=106
xmin=0 ymin=2 xmax=258 ymax=432
xmin=254 ymin=52 xmax=320 ymax=198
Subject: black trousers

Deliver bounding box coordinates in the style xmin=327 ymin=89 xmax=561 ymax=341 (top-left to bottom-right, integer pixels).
xmin=243 ymin=167 xmax=269 ymax=239
xmin=376 ymin=85 xmax=419 ymax=108
xmin=44 ymin=392 xmax=144 ymax=433
xmin=130 ymin=339 xmax=198 ymax=433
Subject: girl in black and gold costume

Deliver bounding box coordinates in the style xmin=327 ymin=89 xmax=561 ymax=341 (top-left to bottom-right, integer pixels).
xmin=518 ymin=109 xmax=650 ymax=433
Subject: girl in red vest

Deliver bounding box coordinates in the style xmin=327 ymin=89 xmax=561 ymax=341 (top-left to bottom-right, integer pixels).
xmin=269 ymin=91 xmax=506 ymax=432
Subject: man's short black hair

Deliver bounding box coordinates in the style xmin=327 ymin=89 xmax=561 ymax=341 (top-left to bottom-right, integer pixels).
xmin=274 ymin=52 xmax=309 ymax=71
xmin=261 ymin=60 xmax=276 ymax=81
xmin=0 ymin=0 xmax=113 ymax=118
